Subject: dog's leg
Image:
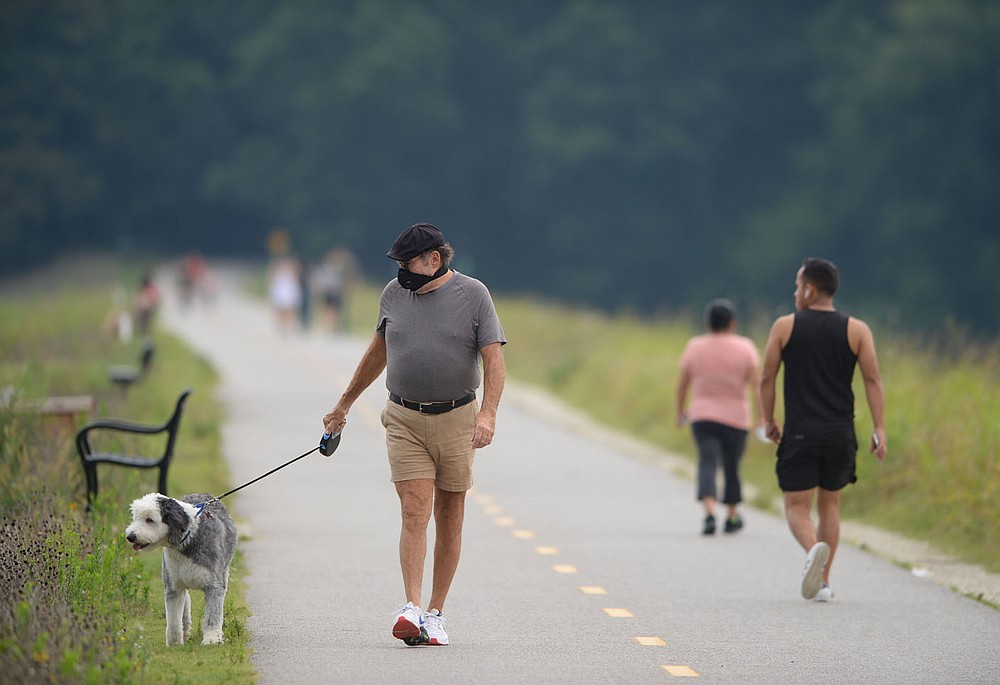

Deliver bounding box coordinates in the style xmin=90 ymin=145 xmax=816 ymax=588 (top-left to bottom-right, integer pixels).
xmin=163 ymin=555 xmax=187 ymax=646
xmin=164 ymin=586 xmax=188 ymax=646
xmin=201 ymin=584 xmax=226 ymax=645
xmin=183 ymin=590 xmax=192 ymax=644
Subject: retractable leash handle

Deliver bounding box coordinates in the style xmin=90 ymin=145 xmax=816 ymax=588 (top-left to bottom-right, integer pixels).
xmin=319 ymin=429 xmax=343 ymax=457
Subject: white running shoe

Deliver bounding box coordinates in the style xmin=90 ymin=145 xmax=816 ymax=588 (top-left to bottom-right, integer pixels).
xmin=421 ymin=609 xmax=448 ymax=646
xmin=801 ymin=541 xmax=830 ymax=600
xmin=392 ymin=602 xmax=422 ymax=640
xmin=814 ymin=583 xmax=834 ymax=602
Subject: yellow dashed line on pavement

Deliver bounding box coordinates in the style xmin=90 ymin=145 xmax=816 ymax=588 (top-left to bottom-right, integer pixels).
xmin=473 ymin=491 xmax=495 ymax=505
xmin=634 ymin=636 xmax=666 ymax=646
xmin=662 ymin=665 xmax=699 ymax=677
xmin=475 ymin=493 xmax=701 ymax=681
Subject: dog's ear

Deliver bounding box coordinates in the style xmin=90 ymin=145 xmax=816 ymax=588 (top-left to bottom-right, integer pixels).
xmin=158 ymin=496 xmax=191 ymax=546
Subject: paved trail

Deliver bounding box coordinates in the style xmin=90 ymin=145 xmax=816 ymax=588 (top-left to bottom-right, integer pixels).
xmin=160 ymin=266 xmax=999 ymax=684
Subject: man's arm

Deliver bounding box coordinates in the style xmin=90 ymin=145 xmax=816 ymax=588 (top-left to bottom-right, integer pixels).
xmin=323 ymin=333 xmax=387 ymax=435
xmin=850 ymin=318 xmax=888 ymax=461
xmin=472 ymin=342 xmax=505 ymax=448
xmin=747 ymin=356 xmax=764 ymax=428
xmin=760 ymin=314 xmax=792 ymax=443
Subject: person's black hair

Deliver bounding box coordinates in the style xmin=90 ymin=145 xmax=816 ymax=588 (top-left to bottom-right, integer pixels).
xmin=801 ymin=257 xmax=839 ymax=296
xmin=705 ymin=298 xmax=736 ymax=332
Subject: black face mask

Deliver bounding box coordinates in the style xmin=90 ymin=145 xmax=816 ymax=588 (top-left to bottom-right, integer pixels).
xmin=397 ymin=264 xmax=449 ymax=291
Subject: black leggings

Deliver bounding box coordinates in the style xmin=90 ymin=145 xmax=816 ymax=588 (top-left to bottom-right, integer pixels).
xmin=691 ymin=421 xmax=747 ymax=505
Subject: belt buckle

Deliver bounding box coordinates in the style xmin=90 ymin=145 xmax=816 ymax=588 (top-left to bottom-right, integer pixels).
xmin=418 ymin=401 xmax=440 ymax=414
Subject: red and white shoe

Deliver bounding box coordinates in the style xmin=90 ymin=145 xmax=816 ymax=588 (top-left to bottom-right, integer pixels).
xmin=392 ymin=602 xmax=422 ymax=641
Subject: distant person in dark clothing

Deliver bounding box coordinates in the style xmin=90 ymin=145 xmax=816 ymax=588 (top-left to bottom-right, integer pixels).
xmin=761 ymin=257 xmax=887 ymax=602
xmin=133 ymin=273 xmax=161 ymax=335
xmin=676 ymin=299 xmax=761 ymax=536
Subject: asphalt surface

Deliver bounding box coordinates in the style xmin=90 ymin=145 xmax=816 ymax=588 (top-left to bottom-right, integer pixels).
xmin=159 ymin=265 xmax=999 ymax=684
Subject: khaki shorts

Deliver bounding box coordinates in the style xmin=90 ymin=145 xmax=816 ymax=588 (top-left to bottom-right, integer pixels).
xmin=380 ymin=399 xmax=478 ymax=492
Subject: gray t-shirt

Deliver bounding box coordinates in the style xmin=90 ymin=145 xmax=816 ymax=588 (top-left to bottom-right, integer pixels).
xmin=377 ymin=271 xmax=506 ymax=402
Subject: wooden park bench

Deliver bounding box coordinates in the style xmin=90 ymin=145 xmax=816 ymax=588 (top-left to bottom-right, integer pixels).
xmin=108 ymin=339 xmax=155 ymax=394
xmin=34 ymin=394 xmax=96 ymax=436
xmin=1 ymin=389 xmax=96 ymax=438
xmin=75 ymin=388 xmax=192 ymax=507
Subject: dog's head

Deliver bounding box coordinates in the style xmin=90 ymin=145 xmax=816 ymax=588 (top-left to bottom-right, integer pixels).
xmin=125 ymin=493 xmax=193 ymax=551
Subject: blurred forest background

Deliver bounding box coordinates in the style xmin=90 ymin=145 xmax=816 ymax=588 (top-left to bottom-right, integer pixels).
xmin=2 ymin=0 xmax=998 ymax=333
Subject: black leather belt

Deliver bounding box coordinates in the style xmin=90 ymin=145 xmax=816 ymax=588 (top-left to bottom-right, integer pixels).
xmin=389 ymin=392 xmax=476 ymax=415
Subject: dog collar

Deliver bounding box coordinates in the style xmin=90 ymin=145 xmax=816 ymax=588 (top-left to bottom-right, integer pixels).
xmin=179 ymin=502 xmax=213 ymax=545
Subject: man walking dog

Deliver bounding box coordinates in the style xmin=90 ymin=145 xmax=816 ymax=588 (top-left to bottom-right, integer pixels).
xmin=323 ymin=222 xmax=506 ymax=646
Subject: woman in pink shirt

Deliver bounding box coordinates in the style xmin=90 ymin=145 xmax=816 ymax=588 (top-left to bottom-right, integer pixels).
xmin=676 ymin=299 xmax=762 ymax=535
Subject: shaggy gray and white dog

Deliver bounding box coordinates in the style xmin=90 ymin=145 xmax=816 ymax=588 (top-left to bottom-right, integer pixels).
xmin=125 ymin=492 xmax=237 ymax=646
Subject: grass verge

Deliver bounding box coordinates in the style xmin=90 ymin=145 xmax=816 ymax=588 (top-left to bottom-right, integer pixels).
xmin=0 ymin=256 xmax=254 ymax=684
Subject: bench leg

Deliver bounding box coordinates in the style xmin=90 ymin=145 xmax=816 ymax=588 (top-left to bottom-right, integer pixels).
xmin=158 ymin=464 xmax=169 ymax=497
xmin=83 ymin=462 xmax=98 ymax=510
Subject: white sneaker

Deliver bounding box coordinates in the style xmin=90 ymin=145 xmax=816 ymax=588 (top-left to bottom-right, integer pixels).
xmin=814 ymin=583 xmax=834 ymax=602
xmin=392 ymin=602 xmax=422 ymax=640
xmin=421 ymin=609 xmax=448 ymax=646
xmin=801 ymin=541 xmax=830 ymax=600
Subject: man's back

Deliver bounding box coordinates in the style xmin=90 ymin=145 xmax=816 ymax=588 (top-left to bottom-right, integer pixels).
xmin=781 ymin=310 xmax=857 ymax=437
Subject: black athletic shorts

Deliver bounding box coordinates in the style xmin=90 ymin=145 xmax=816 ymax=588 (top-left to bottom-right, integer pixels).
xmin=775 ymin=426 xmax=858 ymax=492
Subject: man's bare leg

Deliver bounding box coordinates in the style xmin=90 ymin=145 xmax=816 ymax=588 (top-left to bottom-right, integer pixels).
xmin=427 ymin=487 xmax=466 ymax=613
xmin=783 ymin=488 xmax=818 ymax=552
xmin=396 ymin=479 xmax=435 ymax=606
xmin=816 ymin=488 xmax=842 ymax=583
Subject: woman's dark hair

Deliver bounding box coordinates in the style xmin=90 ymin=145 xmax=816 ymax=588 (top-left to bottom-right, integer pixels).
xmin=705 ymin=298 xmax=736 ymax=332
xmin=801 ymin=257 xmax=839 ymax=296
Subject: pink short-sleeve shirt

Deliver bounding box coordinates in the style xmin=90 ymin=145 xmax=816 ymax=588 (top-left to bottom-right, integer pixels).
xmin=680 ymin=333 xmax=760 ymax=430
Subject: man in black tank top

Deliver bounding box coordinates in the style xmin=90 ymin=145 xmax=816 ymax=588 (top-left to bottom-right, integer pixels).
xmin=761 ymin=258 xmax=887 ymax=602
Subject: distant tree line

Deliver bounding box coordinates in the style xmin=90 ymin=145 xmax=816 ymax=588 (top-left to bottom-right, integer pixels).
xmin=2 ymin=0 xmax=998 ymax=332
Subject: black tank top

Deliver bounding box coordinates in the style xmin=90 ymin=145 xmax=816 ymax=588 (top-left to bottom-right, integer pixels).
xmin=781 ymin=309 xmax=857 ymax=439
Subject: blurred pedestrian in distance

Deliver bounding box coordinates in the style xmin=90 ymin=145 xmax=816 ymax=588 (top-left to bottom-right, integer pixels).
xmin=312 ymin=247 xmax=359 ymax=333
xmin=179 ymin=251 xmax=207 ymax=308
xmin=676 ymin=299 xmax=762 ymax=536
xmin=268 ymin=257 xmax=301 ymax=335
xmin=133 ymin=272 xmax=161 ymax=335
xmin=298 ymin=257 xmax=311 ymax=330
xmin=322 ymin=222 xmax=506 ymax=647
xmin=104 ymin=285 xmax=133 ymax=342
xmin=761 ymin=257 xmax=887 ymax=603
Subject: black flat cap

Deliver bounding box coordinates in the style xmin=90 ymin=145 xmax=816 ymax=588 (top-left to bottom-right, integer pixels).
xmin=386 ymin=222 xmax=445 ymax=261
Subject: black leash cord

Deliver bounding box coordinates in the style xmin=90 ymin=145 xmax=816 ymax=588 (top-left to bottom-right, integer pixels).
xmin=195 ymin=431 xmax=342 ymax=515
xmin=210 ymin=445 xmax=320 ymax=503
xmin=197 ymin=444 xmax=317 ymax=512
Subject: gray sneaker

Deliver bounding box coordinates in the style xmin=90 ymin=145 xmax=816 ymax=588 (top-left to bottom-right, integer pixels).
xmin=801 ymin=542 xmax=830 ymax=600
